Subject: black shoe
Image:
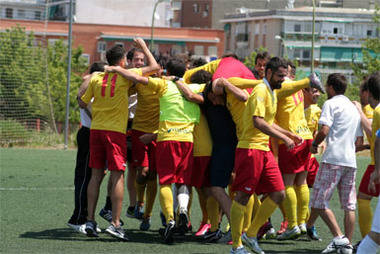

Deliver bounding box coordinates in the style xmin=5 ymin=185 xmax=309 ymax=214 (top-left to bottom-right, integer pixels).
xmin=105 ymin=224 xmax=129 ymax=241
xmin=162 ymin=220 xmax=176 ymax=244
xmin=353 ymin=240 xmax=361 ymax=252
xmin=203 ymin=229 xmax=223 ymax=243
xmin=307 ymin=226 xmax=321 ymax=241
xmin=85 ymin=221 xmax=98 ymax=237
xmin=178 ymin=211 xmax=189 ymax=235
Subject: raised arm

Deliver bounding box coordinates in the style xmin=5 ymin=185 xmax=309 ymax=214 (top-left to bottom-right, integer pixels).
xmin=352 ymin=101 xmax=372 ymax=138
xmin=212 ymin=78 xmax=248 ymax=102
xmin=183 ymin=59 xmax=221 ymax=83
xmin=133 ymin=37 xmax=160 ymax=76
xmin=104 ymin=65 xmax=149 ymax=85
xmin=227 ymin=77 xmax=262 ymax=89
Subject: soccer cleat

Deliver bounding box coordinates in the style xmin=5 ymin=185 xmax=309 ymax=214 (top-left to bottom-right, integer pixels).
xmin=309 ymin=72 xmax=325 ymax=94
xmin=277 ymin=226 xmax=301 ymax=240
xmin=139 ymin=217 xmax=151 ymax=231
xmin=203 ymin=229 xmax=223 ymax=243
xmin=178 ymin=210 xmax=190 ymax=235
xmin=242 ymin=233 xmax=265 ymax=254
xmin=217 ymin=229 xmax=232 ymax=244
xmin=126 ymin=206 xmax=135 ymax=218
xmin=299 ymin=223 xmax=307 ymax=235
xmin=257 ymin=221 xmax=273 ymax=240
xmin=134 ymin=205 xmax=144 ymax=220
xmin=337 ymin=244 xmax=353 ymax=254
xmin=99 ymin=208 xmax=124 ymax=226
xmin=353 ymin=241 xmax=361 ymax=252
xmin=322 ymin=236 xmax=350 ymax=254
xmin=195 ymin=222 xmax=211 ymax=237
xmin=307 ymin=226 xmax=321 ymax=241
xmin=105 ymin=224 xmax=129 ymax=241
xmin=263 ymin=227 xmax=276 ymax=239
xmin=277 ymin=220 xmax=288 ymax=235
xmin=162 ymin=220 xmax=176 ymax=244
xmin=67 ymin=223 xmax=87 ymax=235
xmin=85 ymin=221 xmax=98 ymax=237
xmin=230 ymin=245 xmax=252 ymax=254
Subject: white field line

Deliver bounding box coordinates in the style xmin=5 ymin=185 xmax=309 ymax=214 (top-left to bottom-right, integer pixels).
xmin=0 ymin=187 xmax=74 ymax=191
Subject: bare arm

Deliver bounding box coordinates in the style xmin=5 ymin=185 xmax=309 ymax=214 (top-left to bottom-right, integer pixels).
xmin=105 ymin=66 xmax=149 ymax=85
xmin=212 ymin=78 xmax=248 ymax=101
xmin=133 ymin=38 xmax=160 ymax=76
xmin=173 ymin=79 xmax=204 ymax=104
xmin=272 ymin=123 xmax=303 ymax=144
xmin=352 ymin=101 xmax=372 ymax=138
xmin=77 ymin=75 xmax=92 ymax=109
xmin=253 ymin=116 xmax=295 ymax=150
xmin=355 ymin=136 xmax=369 ymax=152
xmin=369 ymin=135 xmax=380 ymax=193
xmin=311 ymin=124 xmax=329 ymax=154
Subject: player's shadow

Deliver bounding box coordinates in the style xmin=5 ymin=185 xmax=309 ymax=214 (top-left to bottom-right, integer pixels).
xmin=264 ymin=249 xmax=321 ymax=254
xmin=20 ymin=228 xmax=128 ymax=242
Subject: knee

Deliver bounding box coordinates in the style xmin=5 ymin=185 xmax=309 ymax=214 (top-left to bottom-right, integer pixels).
xmin=234 ymin=192 xmax=250 ymax=206
xmin=271 ymin=190 xmax=285 ymax=204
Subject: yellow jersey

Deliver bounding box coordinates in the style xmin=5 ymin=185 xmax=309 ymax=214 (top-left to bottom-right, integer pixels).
xmin=370 ymin=105 xmax=380 ymax=165
xmin=81 ymin=69 xmax=140 ymax=134
xmin=304 ymin=104 xmax=322 ymax=136
xmin=147 ymin=77 xmax=204 ymax=143
xmin=363 ymin=104 xmax=374 ymax=119
xmin=193 ymin=112 xmax=212 ymax=156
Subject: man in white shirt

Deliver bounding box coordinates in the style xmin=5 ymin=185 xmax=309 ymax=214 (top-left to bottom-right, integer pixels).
xmin=306 ymin=73 xmax=363 ymax=254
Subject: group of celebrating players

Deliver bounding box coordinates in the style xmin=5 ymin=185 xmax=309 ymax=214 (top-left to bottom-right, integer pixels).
xmin=66 ymin=37 xmax=380 ymax=254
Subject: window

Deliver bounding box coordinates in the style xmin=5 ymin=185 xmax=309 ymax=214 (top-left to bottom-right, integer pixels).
xmin=17 ymin=9 xmax=25 ymax=18
xmin=367 ymin=30 xmax=372 ymax=36
xmin=97 ymin=41 xmax=106 ymax=53
xmin=34 ymin=11 xmax=41 ymax=20
xmin=333 ymin=27 xmax=338 ymax=34
xmin=194 ymin=45 xmax=204 ymax=55
xmin=6 ymin=8 xmax=13 ymax=18
xmin=115 ymin=42 xmax=124 ymax=47
xmin=81 ymin=54 xmax=90 ymax=65
xmin=208 ymin=46 xmax=217 ymax=56
xmin=262 ymin=23 xmax=267 ymax=34
xmin=294 ymin=48 xmax=301 ymax=59
xmin=302 ymin=49 xmax=310 ymax=59
xmin=294 ymin=24 xmax=301 ymax=32
xmin=193 ymin=3 xmax=199 ymax=13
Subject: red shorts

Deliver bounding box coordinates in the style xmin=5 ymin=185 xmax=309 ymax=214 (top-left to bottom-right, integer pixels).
xmin=278 ymin=139 xmax=312 ymax=174
xmin=306 ymin=156 xmax=319 ymax=188
xmin=131 ymin=129 xmax=156 ymax=170
xmin=89 ymin=130 xmax=127 ymax=171
xmin=231 ymin=148 xmax=285 ymax=195
xmin=191 ymin=156 xmax=211 ymax=188
xmin=156 ymin=141 xmax=193 ymax=185
xmin=359 ymin=165 xmax=380 ymax=197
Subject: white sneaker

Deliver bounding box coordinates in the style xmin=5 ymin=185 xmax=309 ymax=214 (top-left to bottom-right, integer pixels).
xmin=277 ymin=226 xmax=301 ymax=240
xmin=241 ymin=233 xmax=265 ymax=254
xmin=230 ymin=245 xmax=252 ymax=254
xmin=67 ymin=223 xmax=86 ymax=235
xmin=322 ymin=236 xmax=350 ymax=254
xmin=299 ymin=223 xmax=307 ymax=234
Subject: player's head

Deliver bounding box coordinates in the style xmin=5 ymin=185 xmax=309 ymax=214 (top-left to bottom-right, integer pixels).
xmin=326 ymin=73 xmax=347 ymax=99
xmin=303 ymin=87 xmax=320 ymax=105
xmin=287 ymin=60 xmax=296 ymax=80
xmin=89 ymin=61 xmax=106 ymax=74
xmin=106 ymin=44 xmax=126 ymax=67
xmin=190 ymin=70 xmax=212 ymax=84
xmin=166 ymin=58 xmax=186 ymax=77
xmin=191 ymin=57 xmax=208 ymax=68
xmin=359 ymin=76 xmax=369 ymax=106
xmin=127 ymin=48 xmax=145 ymax=68
xmin=222 ymin=52 xmax=239 ymax=60
xmin=255 ymin=51 xmax=270 ymax=79
xmin=367 ymin=71 xmax=380 ymax=108
xmin=265 ymin=57 xmax=288 ymax=90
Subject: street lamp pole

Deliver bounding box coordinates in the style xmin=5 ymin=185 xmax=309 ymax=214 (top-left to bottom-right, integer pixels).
xmin=311 ymin=0 xmax=316 ymax=73
xmin=275 ymin=35 xmax=287 ymax=59
xmin=150 ymin=0 xmax=164 ymax=51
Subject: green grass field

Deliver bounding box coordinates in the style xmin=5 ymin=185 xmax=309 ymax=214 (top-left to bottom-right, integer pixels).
xmin=0 ymin=148 xmax=377 ymax=253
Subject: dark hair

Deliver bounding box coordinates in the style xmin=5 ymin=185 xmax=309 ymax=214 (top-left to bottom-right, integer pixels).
xmin=287 ymin=60 xmax=296 ymax=76
xmin=127 ymin=48 xmax=144 ymax=61
xmin=191 ymin=58 xmax=208 ymax=68
xmin=166 ymin=58 xmax=186 ymax=77
xmin=326 ymin=73 xmax=347 ymax=95
xmin=360 ymin=76 xmax=369 ymax=92
xmin=367 ymin=71 xmax=380 ymax=100
xmin=265 ymin=57 xmax=288 ymax=76
xmin=106 ymin=45 xmax=126 ymax=66
xmin=89 ymin=61 xmax=106 ymax=74
xmin=255 ymin=51 xmax=270 ymax=65
xmin=222 ymin=52 xmax=239 ymax=60
xmin=190 ymin=70 xmax=212 ymax=84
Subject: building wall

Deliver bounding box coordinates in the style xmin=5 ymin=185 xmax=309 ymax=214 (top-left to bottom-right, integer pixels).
xmin=180 ymin=0 xmax=212 ymax=28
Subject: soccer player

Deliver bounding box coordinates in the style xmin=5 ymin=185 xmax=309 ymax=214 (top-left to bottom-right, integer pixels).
xmin=354 ymin=73 xmax=380 ymax=246
xmin=106 ymin=58 xmax=204 ymax=244
xmin=357 ymin=129 xmax=380 ymax=254
xmin=67 ymin=61 xmax=106 ymax=234
xmin=251 ymin=52 xmax=270 ymax=80
xmin=79 ymin=38 xmax=159 ymax=240
xmin=276 ymin=61 xmax=315 ymax=240
xmin=307 ymin=73 xmax=363 ymax=254
xmin=229 ymin=57 xmax=323 ymax=254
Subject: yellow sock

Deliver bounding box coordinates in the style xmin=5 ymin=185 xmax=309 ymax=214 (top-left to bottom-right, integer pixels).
xmin=251 ymin=194 xmax=261 ymax=222
xmin=207 ymin=196 xmax=220 ymax=232
xmin=144 ymin=178 xmax=157 ymax=218
xmin=231 ymin=200 xmax=246 ymax=249
xmin=187 ymin=188 xmax=193 ymax=217
xmin=283 ymin=185 xmax=297 ymax=228
xmin=247 ymin=197 xmax=277 ymax=238
xmin=136 ymin=181 xmax=146 ymax=205
xmin=358 ymin=198 xmax=373 ymax=237
xmin=295 ymin=184 xmax=309 ymax=225
xmin=196 ymin=188 xmax=208 ymax=224
xmin=159 ymin=185 xmax=174 ymax=223
xmin=243 ymin=195 xmax=254 ymax=232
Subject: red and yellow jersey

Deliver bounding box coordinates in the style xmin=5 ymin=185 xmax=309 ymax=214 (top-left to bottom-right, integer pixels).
xmin=370 ymin=105 xmax=380 ymax=165
xmin=193 ymin=112 xmax=212 ymax=157
xmin=276 ymin=82 xmax=313 ymax=142
xmin=147 ymin=77 xmax=204 ymax=143
xmin=183 ymin=59 xmax=221 ymax=83
xmin=132 ymin=81 xmax=160 ymax=133
xmin=81 ymin=69 xmax=140 ymax=134
xmin=238 ymin=78 xmax=310 ymax=151
xmin=304 ymin=104 xmax=322 ymax=136
xmin=363 ymin=104 xmax=374 ymax=119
